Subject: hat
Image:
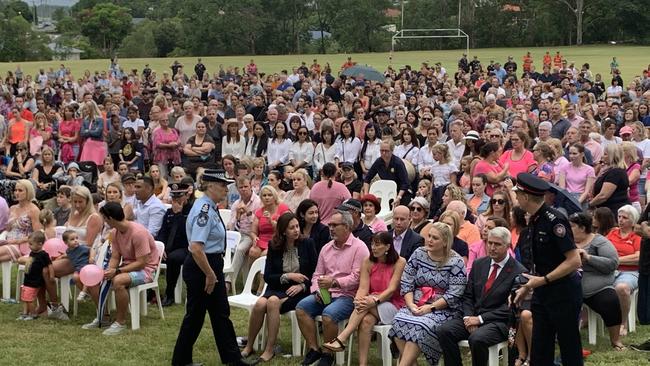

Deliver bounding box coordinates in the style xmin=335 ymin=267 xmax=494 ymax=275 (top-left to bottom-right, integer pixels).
xmin=620 ymin=126 xmax=633 ymax=135
xmin=180 ymin=176 xmax=195 ymax=186
xmin=202 ymin=169 xmax=234 ymax=184
xmin=409 ymin=196 xmax=430 ymax=211
xmin=340 ymin=162 xmax=354 ymax=170
xmin=463 ymin=130 xmax=480 ymax=141
xmin=169 ymin=182 xmax=190 ymax=197
xmin=121 ymin=172 xmax=136 ymax=183
xmin=337 ymin=199 xmax=362 ymax=213
xmin=513 ymin=173 xmax=549 ymax=196
xmin=67 ymin=162 xmax=79 ymax=171
xmin=360 ymin=194 xmax=381 ymax=215
xmin=375 ymin=108 xmax=390 ymax=115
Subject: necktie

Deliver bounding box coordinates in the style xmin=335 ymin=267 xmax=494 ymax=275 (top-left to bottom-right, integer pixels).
xmin=483 ymin=263 xmax=500 ymax=294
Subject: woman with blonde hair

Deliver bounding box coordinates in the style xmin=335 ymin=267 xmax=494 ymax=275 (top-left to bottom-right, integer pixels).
xmin=0 ymin=180 xmax=41 ymax=262
xmin=29 ymin=112 xmax=52 ymax=158
xmin=79 ymin=100 xmax=107 ymax=165
xmin=439 ymin=210 xmax=469 ymax=262
xmin=590 ymin=143 xmax=630 ymax=216
xmin=284 ymin=168 xmax=312 ymax=212
xmin=547 ymin=138 xmax=570 ymax=184
xmin=430 ymin=144 xmax=459 ymax=188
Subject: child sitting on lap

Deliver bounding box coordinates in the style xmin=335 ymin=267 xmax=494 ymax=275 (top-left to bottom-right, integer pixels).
xmin=18 ymin=231 xmax=52 ymax=320
xmin=61 ymin=230 xmax=90 ymax=301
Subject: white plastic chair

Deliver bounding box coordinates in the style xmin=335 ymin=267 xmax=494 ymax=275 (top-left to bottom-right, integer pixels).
xmin=125 ymin=241 xmax=165 ymax=330
xmin=60 ymin=241 xmax=110 ymax=315
xmin=347 ymin=324 xmax=393 ymax=366
xmin=303 ymin=315 xmax=348 ymax=366
xmin=629 ymin=288 xmax=638 ymax=333
xmin=369 ymin=180 xmax=397 ymax=227
xmin=586 ymin=305 xmax=606 ymax=345
xmin=458 ymin=340 xmax=508 ymax=366
xmin=219 ymin=209 xmax=232 ymax=228
xmin=284 ymin=310 xmax=303 ymax=357
xmin=222 ymin=230 xmax=241 ymax=294
xmin=0 ymin=231 xmax=14 ymax=300
xmin=228 ymin=256 xmax=266 ymax=349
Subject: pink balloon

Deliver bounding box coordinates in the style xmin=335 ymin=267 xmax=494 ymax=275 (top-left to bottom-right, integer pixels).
xmin=79 ymin=264 xmax=104 ymax=287
xmin=43 ymin=238 xmax=67 ymax=258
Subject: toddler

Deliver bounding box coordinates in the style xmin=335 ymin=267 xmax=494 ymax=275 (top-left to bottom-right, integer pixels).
xmin=18 ymin=232 xmax=52 ymax=320
xmin=61 ymin=230 xmax=91 ymax=302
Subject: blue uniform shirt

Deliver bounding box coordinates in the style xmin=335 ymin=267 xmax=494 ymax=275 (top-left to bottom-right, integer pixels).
xmin=186 ymin=195 xmax=227 ymax=254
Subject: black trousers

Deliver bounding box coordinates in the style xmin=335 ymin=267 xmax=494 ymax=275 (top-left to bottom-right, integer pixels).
xmin=584 ymin=287 xmax=622 ymax=327
xmin=164 ymin=247 xmax=188 ymax=299
xmin=171 ymin=253 xmax=240 ymax=366
xmin=531 ymin=275 xmax=583 ymax=366
xmin=438 ymin=318 xmax=508 ymax=366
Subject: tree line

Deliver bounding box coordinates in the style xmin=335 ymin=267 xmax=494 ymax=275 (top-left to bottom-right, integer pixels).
xmin=0 ymin=0 xmax=648 ymax=61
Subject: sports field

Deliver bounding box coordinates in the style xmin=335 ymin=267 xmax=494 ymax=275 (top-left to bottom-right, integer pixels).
xmin=0 ymin=44 xmax=648 ymax=80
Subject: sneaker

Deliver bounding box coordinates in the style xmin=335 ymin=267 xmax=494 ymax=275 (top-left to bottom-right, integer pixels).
xmin=23 ymin=315 xmax=35 ymax=321
xmin=102 ymin=321 xmax=127 ymax=336
xmin=16 ymin=314 xmax=28 ymax=321
xmin=81 ymin=318 xmax=101 ymax=329
xmin=301 ymin=348 xmax=322 ymax=365
xmin=316 ymin=353 xmax=334 ymax=366
xmin=48 ymin=304 xmax=70 ymax=321
xmin=632 ymin=340 xmax=650 ymax=352
xmin=77 ymin=291 xmax=89 ymax=302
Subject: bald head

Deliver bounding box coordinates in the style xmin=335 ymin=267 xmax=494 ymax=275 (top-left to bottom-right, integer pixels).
xmin=446 ymin=200 xmax=467 ymax=220
xmin=392 ymin=205 xmax=410 ymax=234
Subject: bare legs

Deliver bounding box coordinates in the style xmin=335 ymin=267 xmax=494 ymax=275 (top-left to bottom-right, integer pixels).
xmin=241 ymin=295 xmax=289 ymax=360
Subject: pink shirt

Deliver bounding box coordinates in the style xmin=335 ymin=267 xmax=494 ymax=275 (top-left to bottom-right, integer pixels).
xmin=110 ymin=222 xmax=159 ymax=281
xmin=560 ymin=163 xmax=595 ymax=193
xmin=309 ymin=180 xmax=351 ymax=224
xmin=366 ymin=217 xmax=388 ymax=233
xmin=310 ymin=233 xmax=370 ymax=298
xmin=467 ymin=240 xmax=514 ymax=273
xmin=473 ymin=159 xmax=502 ymax=196
xmin=499 ymin=149 xmax=535 ymax=177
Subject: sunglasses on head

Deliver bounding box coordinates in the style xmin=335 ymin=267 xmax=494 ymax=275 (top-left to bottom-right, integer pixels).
xmin=491 ymin=199 xmax=506 ymax=205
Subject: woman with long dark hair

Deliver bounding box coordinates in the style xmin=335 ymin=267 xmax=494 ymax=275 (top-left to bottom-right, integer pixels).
xmin=247 ymin=121 xmax=269 ymax=158
xmin=334 ymin=120 xmax=361 ymax=165
xmin=309 ymin=162 xmax=351 ymax=224
xmin=240 ymin=212 xmax=318 ymax=362
xmin=359 ymin=123 xmax=382 ymax=178
xmin=296 ymin=199 xmax=330 ymax=253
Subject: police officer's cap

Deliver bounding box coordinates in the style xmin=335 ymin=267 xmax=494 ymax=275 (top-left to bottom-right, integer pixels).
xmin=202 ymin=169 xmax=234 ymax=184
xmin=513 ymin=173 xmax=549 ymax=196
xmin=169 ymin=182 xmax=190 ymax=197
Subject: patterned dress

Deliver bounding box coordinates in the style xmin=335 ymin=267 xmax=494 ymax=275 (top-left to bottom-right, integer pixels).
xmin=389 ymin=247 xmax=467 ymax=365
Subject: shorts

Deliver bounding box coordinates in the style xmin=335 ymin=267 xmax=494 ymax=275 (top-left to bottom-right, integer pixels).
xmin=128 ymin=270 xmax=152 ymax=287
xmin=20 ymin=285 xmax=39 ymax=302
xmin=614 ymin=270 xmax=639 ymax=291
xmin=296 ymin=294 xmax=354 ymax=323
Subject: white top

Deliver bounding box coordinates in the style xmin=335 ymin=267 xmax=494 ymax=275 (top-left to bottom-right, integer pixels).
xmin=335 ymin=136 xmax=362 ymax=163
xmin=267 ymin=138 xmax=293 ymax=167
xmin=313 ymin=143 xmax=337 ymax=171
xmin=417 ymin=144 xmax=437 ymax=175
xmin=446 ymin=138 xmax=466 ymax=168
xmin=176 ymin=115 xmax=201 ymax=145
xmin=394 ymin=143 xmax=420 ymax=166
xmin=430 ymin=161 xmax=459 ymax=187
xmin=123 ymin=118 xmax=146 ymax=143
xmin=134 ymin=194 xmax=166 ymax=237
xmin=361 ymin=139 xmax=382 ymax=169
xmin=221 ymin=135 xmax=247 ymax=159
xmin=289 ymin=141 xmax=315 ymax=167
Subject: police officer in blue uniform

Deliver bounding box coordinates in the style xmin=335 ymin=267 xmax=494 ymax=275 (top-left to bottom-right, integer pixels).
xmin=512 ymin=173 xmax=583 ymax=366
xmin=172 ymin=169 xmax=254 ymax=366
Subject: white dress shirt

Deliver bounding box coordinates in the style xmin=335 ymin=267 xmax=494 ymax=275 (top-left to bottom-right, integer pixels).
xmin=221 ymin=135 xmax=247 ymax=159
xmin=394 ymin=143 xmax=420 ymax=166
xmin=417 ymin=144 xmax=437 ymax=175
xmin=446 ymin=138 xmax=466 ymax=168
xmin=134 ymin=194 xmax=166 ymax=237
xmin=313 ymin=143 xmax=337 ymax=171
xmin=289 ymin=141 xmax=315 ymax=167
xmin=335 ymin=136 xmax=362 ymax=163
xmin=267 ymin=138 xmax=293 ymax=167
xmin=362 ymin=139 xmax=382 ymax=170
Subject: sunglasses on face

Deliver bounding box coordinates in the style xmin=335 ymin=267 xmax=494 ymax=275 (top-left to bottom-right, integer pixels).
xmin=410 ymin=206 xmax=424 ymax=212
xmin=423 ymin=118 xmax=432 ymax=121
xmin=491 ymin=199 xmax=506 ymax=205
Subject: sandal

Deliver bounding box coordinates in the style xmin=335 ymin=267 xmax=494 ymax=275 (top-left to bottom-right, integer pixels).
xmin=612 ymin=344 xmax=628 ymax=351
xmin=514 ymin=357 xmax=528 ymax=366
xmin=323 ymin=337 xmax=346 ymax=352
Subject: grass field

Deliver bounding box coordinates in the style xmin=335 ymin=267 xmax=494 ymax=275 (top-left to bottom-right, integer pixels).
xmin=0 ymin=271 xmax=648 ymax=365
xmin=0 ymin=45 xmax=648 ymax=84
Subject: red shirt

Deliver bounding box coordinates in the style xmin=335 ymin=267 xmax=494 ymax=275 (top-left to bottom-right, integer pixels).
xmin=607 ymin=228 xmax=641 ymax=271
xmin=8 ymin=109 xmax=34 ymax=122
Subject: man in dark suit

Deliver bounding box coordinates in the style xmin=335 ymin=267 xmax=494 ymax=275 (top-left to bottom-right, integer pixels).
xmin=438 ymin=226 xmax=526 ymax=366
xmin=390 ymin=205 xmax=423 ymax=260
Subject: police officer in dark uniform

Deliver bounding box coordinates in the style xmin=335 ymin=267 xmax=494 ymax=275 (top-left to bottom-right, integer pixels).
xmin=172 ymin=170 xmax=254 ymax=366
xmin=512 ymin=173 xmax=583 ymax=366
xmin=157 ymin=182 xmax=191 ymax=307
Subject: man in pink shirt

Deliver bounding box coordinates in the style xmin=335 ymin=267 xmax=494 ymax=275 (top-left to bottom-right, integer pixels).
xmin=84 ymin=202 xmax=159 ymax=335
xmin=296 ymin=211 xmax=369 ymax=366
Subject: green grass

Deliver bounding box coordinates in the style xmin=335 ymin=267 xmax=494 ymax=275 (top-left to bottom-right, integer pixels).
xmin=0 ymin=271 xmax=647 ymax=365
xmin=0 ymin=45 xmax=648 ymax=83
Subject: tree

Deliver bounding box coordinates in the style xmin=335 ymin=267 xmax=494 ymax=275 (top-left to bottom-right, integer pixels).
xmin=118 ymin=20 xmax=156 ymax=57
xmin=558 ymin=0 xmax=585 ymax=45
xmin=321 ymin=0 xmax=391 ymax=52
xmin=0 ymin=15 xmax=51 ymax=61
xmin=79 ymin=3 xmax=132 ymax=55
xmin=2 ymin=1 xmax=33 ymax=23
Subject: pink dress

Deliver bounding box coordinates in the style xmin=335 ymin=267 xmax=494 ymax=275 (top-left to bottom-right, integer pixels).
xmin=499 ymin=149 xmax=535 ymax=178
xmin=59 ymin=119 xmax=80 ymax=164
xmin=254 ymin=203 xmax=290 ymax=250
xmin=152 ymin=127 xmax=181 ymax=165
xmin=369 ymin=262 xmax=405 ymax=323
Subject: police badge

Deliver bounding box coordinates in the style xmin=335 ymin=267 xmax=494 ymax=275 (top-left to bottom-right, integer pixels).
xmin=197 ymin=204 xmax=210 ymax=227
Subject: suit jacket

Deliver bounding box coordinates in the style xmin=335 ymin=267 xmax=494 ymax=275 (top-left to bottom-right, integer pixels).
xmin=462 ymin=256 xmax=526 ymax=324
xmin=263 ymin=238 xmax=318 ymax=294
xmin=391 ymin=228 xmax=424 ymax=260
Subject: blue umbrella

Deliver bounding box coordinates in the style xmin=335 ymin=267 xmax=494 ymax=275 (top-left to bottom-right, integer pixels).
xmin=97 ymin=245 xmax=113 ymax=328
xmin=341 ymin=65 xmax=386 ymax=82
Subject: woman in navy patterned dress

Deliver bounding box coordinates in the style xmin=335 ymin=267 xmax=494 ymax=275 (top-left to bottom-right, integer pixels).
xmin=389 ymin=221 xmax=467 ymax=365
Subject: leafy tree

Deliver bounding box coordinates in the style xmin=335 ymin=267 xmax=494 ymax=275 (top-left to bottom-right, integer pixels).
xmin=79 ymin=3 xmax=132 ymax=55
xmin=152 ymin=18 xmax=181 ymax=57
xmin=56 ymin=15 xmax=81 ymax=34
xmin=0 ymin=15 xmax=50 ymax=61
xmin=2 ymin=0 xmax=33 ymax=22
xmin=321 ymin=0 xmax=391 ymax=52
xmin=118 ymin=20 xmax=156 ymax=57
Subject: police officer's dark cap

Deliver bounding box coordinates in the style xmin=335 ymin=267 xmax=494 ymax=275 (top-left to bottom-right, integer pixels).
xmin=375 ymin=108 xmax=389 ymax=115
xmin=513 ymin=173 xmax=549 ymax=196
xmin=169 ymin=182 xmax=190 ymax=197
xmin=202 ymin=169 xmax=234 ymax=184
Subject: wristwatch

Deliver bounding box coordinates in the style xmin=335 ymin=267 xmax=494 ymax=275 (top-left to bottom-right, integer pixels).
xmin=373 ymin=296 xmax=380 ymax=306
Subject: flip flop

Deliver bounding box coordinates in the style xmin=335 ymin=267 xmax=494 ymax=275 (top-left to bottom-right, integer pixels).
xmin=612 ymin=344 xmax=628 ymax=352
xmin=323 ymin=337 xmax=346 ymax=352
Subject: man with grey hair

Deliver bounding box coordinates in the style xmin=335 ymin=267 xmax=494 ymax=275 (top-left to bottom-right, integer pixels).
xmin=296 ymin=211 xmax=369 ymax=366
xmin=446 ymin=200 xmax=481 ymax=244
xmin=438 ymin=226 xmax=526 ymax=366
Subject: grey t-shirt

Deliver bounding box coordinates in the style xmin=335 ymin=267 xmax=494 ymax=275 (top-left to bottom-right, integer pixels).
xmin=581 ymin=234 xmax=619 ymax=298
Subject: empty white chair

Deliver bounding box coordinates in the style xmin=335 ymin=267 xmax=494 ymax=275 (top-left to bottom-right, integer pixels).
xmin=228 ymin=256 xmax=266 ymax=349
xmin=222 ymin=231 xmax=241 ymax=294
xmin=128 ymin=241 xmax=165 ymax=330
xmin=629 ymin=288 xmax=638 ymax=333
xmin=0 ymin=231 xmax=14 ymax=300
xmin=369 ymin=180 xmax=397 ymax=226
xmin=458 ymin=340 xmax=508 ymax=366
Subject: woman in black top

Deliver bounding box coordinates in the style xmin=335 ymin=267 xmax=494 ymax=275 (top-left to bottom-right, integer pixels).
xmin=241 ymin=212 xmax=318 ymax=363
xmin=5 ymin=142 xmax=35 ymax=180
xmin=590 ymin=144 xmax=630 ymax=219
xmin=249 ymin=121 xmax=268 ymax=157
xmin=296 ymin=199 xmax=330 ymax=253
xmin=32 ymin=146 xmax=63 ymax=200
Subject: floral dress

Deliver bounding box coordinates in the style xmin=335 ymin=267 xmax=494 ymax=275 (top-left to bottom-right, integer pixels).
xmin=389 ymin=248 xmax=467 ymax=365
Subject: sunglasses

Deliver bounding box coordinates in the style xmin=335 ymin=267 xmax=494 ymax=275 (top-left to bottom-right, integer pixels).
xmin=490 ymin=135 xmax=501 ymax=138
xmin=410 ymin=206 xmax=424 ymax=212
xmin=423 ymin=118 xmax=432 ymax=121
xmin=490 ymin=199 xmax=506 ymax=205
xmin=387 ymin=123 xmax=395 ymax=127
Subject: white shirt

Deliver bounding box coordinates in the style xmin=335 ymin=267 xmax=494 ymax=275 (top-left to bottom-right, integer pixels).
xmin=267 ymin=138 xmax=293 ymax=167
xmin=446 ymin=138 xmax=466 ymax=168
xmin=394 ymin=143 xmax=420 ymax=166
xmin=221 ymin=135 xmax=247 ymax=159
xmin=134 ymin=194 xmax=166 ymax=237
xmin=313 ymin=143 xmax=336 ymax=171
xmin=123 ymin=118 xmax=146 ymax=143
xmin=289 ymin=141 xmax=315 ymax=166
xmin=417 ymin=144 xmax=437 ymax=175
xmin=335 ymin=136 xmax=362 ymax=163
xmin=430 ymin=161 xmax=459 ymax=187
xmin=362 ymin=139 xmax=382 ymax=170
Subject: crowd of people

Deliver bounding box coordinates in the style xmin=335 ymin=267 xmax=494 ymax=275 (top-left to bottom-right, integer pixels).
xmin=0 ymin=52 xmax=650 ymax=366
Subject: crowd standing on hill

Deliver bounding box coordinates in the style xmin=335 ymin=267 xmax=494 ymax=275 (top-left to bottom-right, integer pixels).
xmin=1 ymin=52 xmax=650 ymax=366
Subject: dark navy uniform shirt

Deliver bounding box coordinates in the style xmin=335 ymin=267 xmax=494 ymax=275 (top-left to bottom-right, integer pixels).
xmin=528 ymin=203 xmax=576 ymax=276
